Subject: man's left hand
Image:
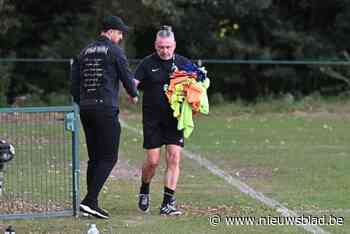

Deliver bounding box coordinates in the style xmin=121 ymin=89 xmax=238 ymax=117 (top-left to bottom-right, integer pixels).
xmin=129 ymin=96 xmax=138 ymax=104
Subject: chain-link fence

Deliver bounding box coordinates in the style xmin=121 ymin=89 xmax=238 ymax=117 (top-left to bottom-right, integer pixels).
xmin=0 ymin=105 xmax=80 ymax=219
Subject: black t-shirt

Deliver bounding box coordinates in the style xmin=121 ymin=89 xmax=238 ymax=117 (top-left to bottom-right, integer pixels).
xmin=135 ymin=53 xmax=191 ymax=114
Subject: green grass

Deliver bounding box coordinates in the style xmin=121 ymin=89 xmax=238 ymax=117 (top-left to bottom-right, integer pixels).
xmin=0 ymin=116 xmax=73 ymax=213
xmin=1 ymin=101 xmax=350 ymax=233
xmin=191 ymin=106 xmax=350 ymax=234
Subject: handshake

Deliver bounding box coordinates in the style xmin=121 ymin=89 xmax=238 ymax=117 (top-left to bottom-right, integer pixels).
xmin=127 ymin=79 xmax=140 ymax=104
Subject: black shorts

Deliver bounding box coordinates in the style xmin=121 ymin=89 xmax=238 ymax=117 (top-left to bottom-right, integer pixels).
xmin=142 ymin=109 xmax=184 ymax=149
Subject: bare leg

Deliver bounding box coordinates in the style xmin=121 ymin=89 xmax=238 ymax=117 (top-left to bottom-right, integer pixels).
xmin=164 ymin=144 xmax=182 ymax=190
xmin=141 ymin=148 xmax=161 ymax=183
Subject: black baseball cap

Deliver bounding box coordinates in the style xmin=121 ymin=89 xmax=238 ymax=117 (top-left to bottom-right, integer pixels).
xmin=102 ymin=15 xmax=129 ymax=32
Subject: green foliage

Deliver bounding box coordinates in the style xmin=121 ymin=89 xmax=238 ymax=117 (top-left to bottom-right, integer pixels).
xmin=0 ymin=78 xmax=9 ymax=106
xmin=1 ymin=0 xmax=350 ymax=105
xmin=0 ymin=63 xmax=12 ymax=107
xmin=209 ymin=92 xmax=225 ymax=105
xmin=130 ymin=0 xmax=350 ymax=101
xmin=0 ymin=0 xmax=20 ymax=35
xmin=44 ymin=92 xmax=71 ymax=106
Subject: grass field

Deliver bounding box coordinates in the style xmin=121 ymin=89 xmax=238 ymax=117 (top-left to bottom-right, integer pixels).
xmin=1 ymin=100 xmax=350 ymax=234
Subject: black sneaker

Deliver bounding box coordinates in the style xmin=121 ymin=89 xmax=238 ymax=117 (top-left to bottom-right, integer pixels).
xmin=160 ymin=199 xmax=182 ymax=216
xmin=79 ymin=203 xmax=109 ymax=219
xmin=138 ymin=194 xmax=150 ymax=212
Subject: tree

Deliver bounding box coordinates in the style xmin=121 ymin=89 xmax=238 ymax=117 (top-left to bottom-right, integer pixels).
xmin=1 ymin=0 xmax=350 ymax=105
xmin=0 ymin=0 xmax=19 ymax=106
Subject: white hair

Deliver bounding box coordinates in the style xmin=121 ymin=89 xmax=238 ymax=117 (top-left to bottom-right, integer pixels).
xmin=156 ymin=25 xmax=175 ymax=41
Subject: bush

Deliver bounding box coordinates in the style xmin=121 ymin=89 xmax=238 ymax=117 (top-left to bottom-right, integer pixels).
xmin=209 ymin=92 xmax=225 ymax=105
xmin=0 ymin=63 xmax=12 ymax=107
xmin=45 ymin=92 xmax=72 ymax=106
xmin=0 ymin=78 xmax=9 ymax=107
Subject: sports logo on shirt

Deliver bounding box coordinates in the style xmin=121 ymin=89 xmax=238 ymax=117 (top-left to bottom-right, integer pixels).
xmin=151 ymin=68 xmax=160 ymax=72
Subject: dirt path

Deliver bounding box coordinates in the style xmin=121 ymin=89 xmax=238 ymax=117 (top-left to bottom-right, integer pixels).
xmin=80 ymin=157 xmax=141 ymax=180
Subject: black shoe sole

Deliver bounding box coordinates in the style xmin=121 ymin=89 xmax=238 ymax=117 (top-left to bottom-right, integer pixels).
xmin=138 ymin=206 xmax=150 ymax=213
xmin=160 ymin=210 xmax=182 ymax=216
xmin=79 ymin=204 xmax=109 ymax=219
xmin=160 ymin=212 xmax=182 ymax=216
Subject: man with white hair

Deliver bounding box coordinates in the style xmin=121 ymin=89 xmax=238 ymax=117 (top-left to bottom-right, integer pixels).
xmin=134 ymin=25 xmax=192 ymax=216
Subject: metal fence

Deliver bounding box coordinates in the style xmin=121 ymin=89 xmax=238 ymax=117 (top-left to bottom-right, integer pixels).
xmin=0 ymin=105 xmax=80 ymax=219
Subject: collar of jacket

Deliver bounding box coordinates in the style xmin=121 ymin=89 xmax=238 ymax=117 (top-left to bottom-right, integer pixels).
xmin=97 ymin=35 xmax=110 ymax=42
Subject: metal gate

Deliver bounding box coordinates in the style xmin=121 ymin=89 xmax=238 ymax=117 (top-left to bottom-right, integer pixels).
xmin=0 ymin=105 xmax=80 ymax=219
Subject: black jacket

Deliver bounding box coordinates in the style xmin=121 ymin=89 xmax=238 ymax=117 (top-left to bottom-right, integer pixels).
xmin=71 ymin=36 xmax=138 ymax=110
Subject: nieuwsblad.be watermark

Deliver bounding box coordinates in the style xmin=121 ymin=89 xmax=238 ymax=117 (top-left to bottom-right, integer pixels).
xmin=208 ymin=214 xmax=344 ymax=226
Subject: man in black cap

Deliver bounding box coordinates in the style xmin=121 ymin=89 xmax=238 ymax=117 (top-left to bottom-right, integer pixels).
xmin=71 ymin=15 xmax=138 ymax=219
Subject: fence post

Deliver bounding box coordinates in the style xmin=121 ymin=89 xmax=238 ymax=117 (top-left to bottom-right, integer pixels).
xmin=71 ymin=102 xmax=80 ymax=217
xmin=70 ymin=58 xmax=80 ymax=217
xmin=0 ymin=166 xmax=3 ymax=197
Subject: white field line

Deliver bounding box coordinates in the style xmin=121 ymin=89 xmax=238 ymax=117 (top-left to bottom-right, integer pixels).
xmin=120 ymin=120 xmax=329 ymax=234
